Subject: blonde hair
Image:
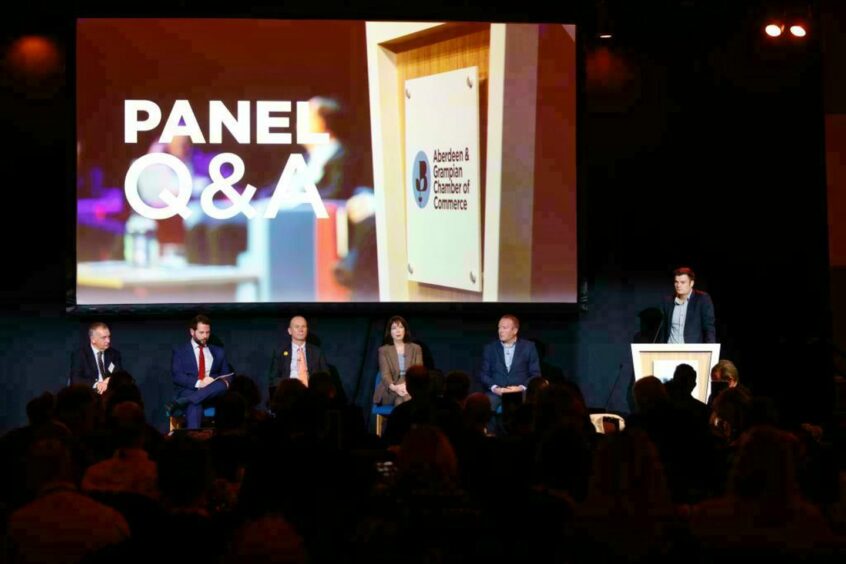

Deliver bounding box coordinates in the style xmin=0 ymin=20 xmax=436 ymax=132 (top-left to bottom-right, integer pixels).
xmin=711 ymin=359 xmax=739 ymax=385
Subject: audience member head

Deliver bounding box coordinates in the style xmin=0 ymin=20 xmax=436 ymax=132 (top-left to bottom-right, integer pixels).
xmin=463 ymin=392 xmax=492 ymax=433
xmin=534 ymin=381 xmax=589 ymax=434
xmin=108 ymin=401 xmax=146 ymax=450
xmin=711 ymin=359 xmax=740 ymax=388
xmin=444 ymin=370 xmax=471 ymax=404
xmin=632 ymin=376 xmax=669 ymax=414
xmin=215 ymin=391 xmax=248 ymax=433
xmin=226 ymin=515 xmax=307 ymax=564
xmin=55 ymin=384 xmax=100 ymax=436
xmin=270 ymin=378 xmax=308 ymax=417
xmin=108 ymin=369 xmax=134 ymax=388
xmin=158 ymin=434 xmax=212 ymax=510
xmin=26 ymin=438 xmax=74 ymax=493
xmin=307 ymin=371 xmax=337 ymax=402
xmin=525 ymin=376 xmax=551 ymax=404
xmin=537 ymin=423 xmax=593 ymax=501
xmin=404 ymin=365 xmax=431 ymax=400
xmin=710 ymin=386 xmax=753 ymax=443
xmin=104 ymin=382 xmax=144 ymax=415
xmin=26 ymin=392 xmax=55 ymax=427
xmin=584 ymin=429 xmax=673 ymax=515
xmin=229 ymin=375 xmax=262 ymax=410
xmin=428 ymin=368 xmax=445 ymax=397
xmin=668 ymin=363 xmax=697 ymax=397
xmin=729 ymin=425 xmax=801 ymax=504
xmin=397 ymin=425 xmax=458 ymax=488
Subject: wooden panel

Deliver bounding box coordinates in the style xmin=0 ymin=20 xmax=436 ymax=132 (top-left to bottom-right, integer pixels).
xmin=394 ymin=26 xmax=490 ymax=302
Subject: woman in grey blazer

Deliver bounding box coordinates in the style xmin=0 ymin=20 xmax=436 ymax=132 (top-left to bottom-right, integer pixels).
xmin=374 ymin=315 xmax=422 ymax=406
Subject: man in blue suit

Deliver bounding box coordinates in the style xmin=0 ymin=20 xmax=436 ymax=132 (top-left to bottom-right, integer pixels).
xmin=170 ymin=314 xmax=232 ymax=429
xmin=479 ymin=314 xmax=541 ymax=414
xmin=658 ymin=267 xmax=716 ymax=344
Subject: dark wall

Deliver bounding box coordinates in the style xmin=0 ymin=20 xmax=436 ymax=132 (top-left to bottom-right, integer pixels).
xmin=0 ymin=1 xmax=833 ymax=432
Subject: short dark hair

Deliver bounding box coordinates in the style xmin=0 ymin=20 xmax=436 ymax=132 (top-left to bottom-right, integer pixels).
xmin=190 ymin=314 xmax=211 ymax=330
xmin=500 ymin=314 xmax=520 ymax=329
xmin=673 ymin=267 xmax=696 ymax=281
xmin=384 ymin=316 xmax=411 ymax=344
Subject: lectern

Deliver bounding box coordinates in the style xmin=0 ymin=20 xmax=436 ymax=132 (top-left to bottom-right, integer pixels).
xmin=631 ymin=343 xmax=721 ymax=404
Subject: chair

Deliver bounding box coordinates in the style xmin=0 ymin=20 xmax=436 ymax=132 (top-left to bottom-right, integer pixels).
xmin=166 ymin=403 xmax=216 ymax=433
xmin=371 ymin=372 xmax=394 ymax=437
xmin=589 ymin=412 xmax=626 ymax=434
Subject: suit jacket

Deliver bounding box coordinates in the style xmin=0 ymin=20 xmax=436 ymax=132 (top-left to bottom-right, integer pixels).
xmin=659 ymin=290 xmax=716 ymax=344
xmin=479 ymin=338 xmax=541 ymax=390
xmin=171 ymin=342 xmax=231 ymax=399
xmin=69 ymin=346 xmax=123 ymax=387
xmin=374 ymin=342 xmax=423 ymax=404
xmin=268 ymin=340 xmax=329 ymax=388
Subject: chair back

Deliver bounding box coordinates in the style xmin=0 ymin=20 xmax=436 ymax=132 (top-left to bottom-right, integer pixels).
xmin=589 ymin=413 xmax=626 ymax=434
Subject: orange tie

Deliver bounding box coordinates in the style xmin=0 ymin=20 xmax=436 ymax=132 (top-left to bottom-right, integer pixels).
xmin=297 ymin=346 xmax=308 ymax=386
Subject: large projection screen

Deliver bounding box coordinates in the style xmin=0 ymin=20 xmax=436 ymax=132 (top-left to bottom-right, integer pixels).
xmin=76 ymin=19 xmax=576 ymax=305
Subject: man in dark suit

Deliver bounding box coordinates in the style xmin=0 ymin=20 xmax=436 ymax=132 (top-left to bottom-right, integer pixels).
xmin=69 ymin=322 xmax=123 ymax=394
xmin=267 ymin=315 xmax=329 ymax=398
xmin=170 ymin=315 xmax=232 ymax=429
xmin=479 ymin=314 xmax=541 ymax=414
xmin=658 ymin=267 xmax=716 ymax=344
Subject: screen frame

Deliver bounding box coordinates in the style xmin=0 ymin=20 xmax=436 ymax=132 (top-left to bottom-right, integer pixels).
xmin=67 ymin=13 xmax=586 ymax=316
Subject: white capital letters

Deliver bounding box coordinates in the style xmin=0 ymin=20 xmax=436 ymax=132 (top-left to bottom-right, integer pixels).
xmin=296 ymin=101 xmax=329 ymax=145
xmin=124 ymin=100 xmax=162 ymax=143
xmin=159 ymin=100 xmax=206 ymax=144
xmin=209 ymin=100 xmax=250 ymax=144
xmin=256 ymin=101 xmax=292 ymax=144
xmin=264 ymin=153 xmax=328 ymax=219
xmin=124 ymin=153 xmax=193 ymax=220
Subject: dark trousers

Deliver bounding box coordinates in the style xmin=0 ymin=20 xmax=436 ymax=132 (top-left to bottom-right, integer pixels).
xmin=178 ymin=379 xmax=228 ymax=429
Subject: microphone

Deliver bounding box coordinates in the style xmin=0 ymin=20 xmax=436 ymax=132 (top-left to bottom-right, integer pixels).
xmin=652 ymin=317 xmax=664 ymax=344
xmin=603 ymin=361 xmax=626 ymax=411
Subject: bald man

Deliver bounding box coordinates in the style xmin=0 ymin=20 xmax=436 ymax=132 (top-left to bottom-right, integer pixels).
xmin=267 ymin=316 xmax=329 ymax=398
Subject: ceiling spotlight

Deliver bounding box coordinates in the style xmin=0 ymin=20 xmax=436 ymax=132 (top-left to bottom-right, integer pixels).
xmin=598 ymin=33 xmax=612 ymax=40
xmin=765 ymin=23 xmax=784 ymax=37
xmin=789 ymin=24 xmax=807 ymax=37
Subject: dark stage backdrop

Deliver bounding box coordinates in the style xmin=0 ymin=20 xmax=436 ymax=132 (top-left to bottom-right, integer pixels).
xmin=0 ymin=1 xmax=834 ymax=432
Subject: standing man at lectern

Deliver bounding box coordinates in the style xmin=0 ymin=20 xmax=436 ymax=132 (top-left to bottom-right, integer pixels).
xmin=659 ymin=267 xmax=716 ymax=344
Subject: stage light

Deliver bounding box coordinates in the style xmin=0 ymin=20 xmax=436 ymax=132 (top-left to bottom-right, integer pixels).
xmin=598 ymin=33 xmax=612 ymax=40
xmin=7 ymin=35 xmax=61 ymax=78
xmin=765 ymin=23 xmax=784 ymax=37
xmin=789 ymin=24 xmax=807 ymax=37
